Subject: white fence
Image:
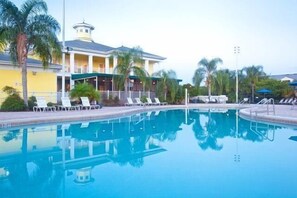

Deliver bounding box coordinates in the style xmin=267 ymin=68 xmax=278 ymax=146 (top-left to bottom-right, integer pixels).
xmin=0 ymin=91 xmax=156 ymax=105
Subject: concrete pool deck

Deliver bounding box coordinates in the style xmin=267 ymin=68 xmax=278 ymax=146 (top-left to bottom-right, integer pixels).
xmin=0 ymin=103 xmax=296 ymax=128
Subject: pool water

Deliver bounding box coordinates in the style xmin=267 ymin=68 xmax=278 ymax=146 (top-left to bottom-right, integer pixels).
xmin=0 ymin=109 xmax=297 ymax=198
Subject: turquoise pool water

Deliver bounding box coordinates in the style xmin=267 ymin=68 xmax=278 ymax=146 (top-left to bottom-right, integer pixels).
xmin=0 ymin=109 xmax=297 ymax=198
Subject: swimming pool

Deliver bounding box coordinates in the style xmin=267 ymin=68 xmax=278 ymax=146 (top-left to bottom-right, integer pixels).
xmin=0 ymin=109 xmax=296 ymax=198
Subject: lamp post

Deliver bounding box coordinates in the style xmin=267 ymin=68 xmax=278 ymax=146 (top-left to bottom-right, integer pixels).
xmin=61 ymin=0 xmax=66 ymax=98
xmin=234 ymin=46 xmax=240 ymax=104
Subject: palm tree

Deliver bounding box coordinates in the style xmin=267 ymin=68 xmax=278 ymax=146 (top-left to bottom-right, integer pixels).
xmin=196 ymin=58 xmax=223 ymax=99
xmin=192 ymin=67 xmax=205 ymax=89
xmin=152 ymin=69 xmax=178 ymax=102
xmin=243 ymin=65 xmax=265 ymax=103
xmin=0 ymin=0 xmax=61 ymax=108
xmin=113 ymin=47 xmax=149 ymax=94
xmin=213 ymin=69 xmax=230 ymax=95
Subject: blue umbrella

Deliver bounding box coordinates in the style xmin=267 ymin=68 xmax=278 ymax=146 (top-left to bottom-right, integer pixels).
xmin=257 ymin=88 xmax=272 ymax=98
xmin=257 ymin=88 xmax=272 ymax=94
xmin=289 ymin=81 xmax=297 ymax=86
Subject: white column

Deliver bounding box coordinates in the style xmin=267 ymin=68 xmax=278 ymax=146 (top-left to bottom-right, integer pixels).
xmin=145 ymin=59 xmax=149 ymax=72
xmin=70 ymin=52 xmax=75 ymax=88
xmin=113 ymin=56 xmax=118 ymax=73
xmin=105 ymin=57 xmax=110 ymax=74
xmin=70 ymin=52 xmax=75 ymax=73
xmin=88 ymin=55 xmax=93 ymax=73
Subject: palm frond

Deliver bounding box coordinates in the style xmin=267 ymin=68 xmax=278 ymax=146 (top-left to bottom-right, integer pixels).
xmin=21 ymin=0 xmax=47 ymax=21
xmin=0 ymin=0 xmax=21 ymax=27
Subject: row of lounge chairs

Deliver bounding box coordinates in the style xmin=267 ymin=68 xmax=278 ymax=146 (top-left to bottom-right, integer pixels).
xmin=33 ymin=97 xmax=102 ymax=112
xmin=125 ymin=97 xmax=168 ymax=106
xmin=279 ymin=97 xmax=297 ymax=105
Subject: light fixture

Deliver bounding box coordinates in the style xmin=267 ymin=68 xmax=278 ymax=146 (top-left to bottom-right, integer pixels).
xmin=32 ymin=71 xmax=37 ymax=76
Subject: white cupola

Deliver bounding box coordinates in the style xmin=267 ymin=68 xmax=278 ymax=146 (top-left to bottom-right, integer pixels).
xmin=73 ymin=21 xmax=95 ymax=42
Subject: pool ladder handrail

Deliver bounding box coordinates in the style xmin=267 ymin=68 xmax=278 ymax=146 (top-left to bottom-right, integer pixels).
xmin=249 ymin=121 xmax=275 ymax=142
xmin=250 ymin=98 xmax=275 ymax=117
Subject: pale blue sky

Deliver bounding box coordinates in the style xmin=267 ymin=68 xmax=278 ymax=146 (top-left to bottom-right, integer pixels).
xmin=13 ymin=0 xmax=297 ymax=83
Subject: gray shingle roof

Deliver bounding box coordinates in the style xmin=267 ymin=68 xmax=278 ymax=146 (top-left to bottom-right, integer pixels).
xmin=270 ymin=74 xmax=297 ymax=81
xmin=115 ymin=46 xmax=166 ymax=60
xmin=65 ymin=40 xmax=115 ymax=53
xmin=0 ymin=53 xmax=61 ymax=70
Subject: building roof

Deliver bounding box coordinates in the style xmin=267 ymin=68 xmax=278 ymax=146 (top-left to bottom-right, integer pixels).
xmin=0 ymin=53 xmax=61 ymax=70
xmin=270 ymin=74 xmax=297 ymax=81
xmin=64 ymin=40 xmax=166 ymax=61
xmin=115 ymin=46 xmax=166 ymax=60
xmin=65 ymin=40 xmax=115 ymax=53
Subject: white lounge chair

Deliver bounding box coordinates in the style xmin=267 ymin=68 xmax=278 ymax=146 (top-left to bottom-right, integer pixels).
xmin=135 ymin=98 xmax=146 ymax=106
xmin=146 ymin=98 xmax=159 ymax=105
xmin=60 ymin=97 xmax=80 ymax=111
xmin=279 ymin=98 xmax=285 ymax=104
xmin=33 ymin=97 xmax=56 ymax=112
xmin=80 ymin=97 xmax=102 ymax=110
xmin=125 ymin=97 xmax=137 ymax=106
xmin=155 ymin=98 xmax=168 ymax=105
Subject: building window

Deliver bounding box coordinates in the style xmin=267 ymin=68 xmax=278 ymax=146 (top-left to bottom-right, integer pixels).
xmin=85 ymin=29 xmax=89 ymax=33
xmin=80 ymin=29 xmax=83 ymax=32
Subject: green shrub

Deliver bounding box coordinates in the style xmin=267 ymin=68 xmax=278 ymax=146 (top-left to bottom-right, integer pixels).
xmin=140 ymin=95 xmax=147 ymax=103
xmin=28 ymin=96 xmax=37 ymax=111
xmin=70 ymin=83 xmax=100 ymax=103
xmin=1 ymin=94 xmax=26 ymax=111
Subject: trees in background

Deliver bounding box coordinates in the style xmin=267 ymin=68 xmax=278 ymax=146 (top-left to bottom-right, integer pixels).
xmin=153 ymin=69 xmax=183 ymax=104
xmin=190 ymin=63 xmax=293 ymax=103
xmin=194 ymin=58 xmax=223 ymax=99
xmin=242 ymin=65 xmax=266 ymax=103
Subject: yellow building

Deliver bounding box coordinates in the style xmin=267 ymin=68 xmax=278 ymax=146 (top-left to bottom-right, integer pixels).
xmin=57 ymin=21 xmax=166 ymax=92
xmin=0 ymin=53 xmax=61 ymax=103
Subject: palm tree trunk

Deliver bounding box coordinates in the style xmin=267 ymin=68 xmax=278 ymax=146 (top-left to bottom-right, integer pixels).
xmin=17 ymin=33 xmax=29 ymax=109
xmin=124 ymin=78 xmax=128 ymax=95
xmin=251 ymin=84 xmax=255 ymax=103
xmin=208 ymin=84 xmax=211 ymax=100
xmin=22 ymin=62 xmax=29 ymax=109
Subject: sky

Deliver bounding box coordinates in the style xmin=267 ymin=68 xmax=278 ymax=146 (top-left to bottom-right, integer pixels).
xmin=12 ymin=0 xmax=297 ymax=83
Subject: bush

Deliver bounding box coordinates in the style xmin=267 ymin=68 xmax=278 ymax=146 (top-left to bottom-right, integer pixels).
xmin=28 ymin=96 xmax=37 ymax=111
xmin=70 ymin=83 xmax=100 ymax=103
xmin=140 ymin=95 xmax=147 ymax=103
xmin=1 ymin=94 xmax=26 ymax=111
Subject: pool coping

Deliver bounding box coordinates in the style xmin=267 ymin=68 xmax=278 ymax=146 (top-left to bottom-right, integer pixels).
xmin=1 ymin=103 xmax=296 ymax=129
xmin=239 ymin=106 xmax=297 ymax=127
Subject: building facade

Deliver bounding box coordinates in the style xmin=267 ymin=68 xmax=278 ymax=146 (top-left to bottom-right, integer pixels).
xmin=57 ymin=21 xmax=166 ymax=93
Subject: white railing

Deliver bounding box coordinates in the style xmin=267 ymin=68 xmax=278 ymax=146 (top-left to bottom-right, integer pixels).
xmin=250 ymin=98 xmax=275 ymax=117
xmin=0 ymin=91 xmax=60 ymax=104
xmin=0 ymin=91 xmax=156 ymax=105
xmin=100 ymin=90 xmax=156 ymax=103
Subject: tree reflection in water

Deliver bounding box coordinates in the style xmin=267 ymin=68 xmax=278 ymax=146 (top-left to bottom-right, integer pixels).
xmin=0 ymin=109 xmax=282 ymax=196
xmin=189 ymin=109 xmax=279 ymax=151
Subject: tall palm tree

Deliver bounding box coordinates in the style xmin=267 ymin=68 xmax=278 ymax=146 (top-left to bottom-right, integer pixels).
xmin=243 ymin=65 xmax=265 ymax=103
xmin=0 ymin=0 xmax=61 ymax=108
xmin=152 ymin=69 xmax=178 ymax=102
xmin=113 ymin=47 xmax=149 ymax=94
xmin=196 ymin=58 xmax=223 ymax=99
xmin=192 ymin=67 xmax=205 ymax=89
xmin=213 ymin=69 xmax=230 ymax=95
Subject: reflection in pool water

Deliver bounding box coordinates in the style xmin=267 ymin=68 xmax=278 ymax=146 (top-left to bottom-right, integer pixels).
xmin=0 ymin=109 xmax=296 ymax=198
